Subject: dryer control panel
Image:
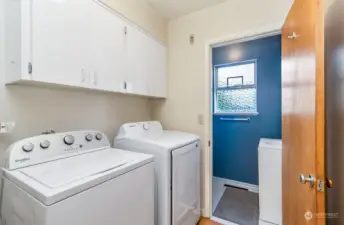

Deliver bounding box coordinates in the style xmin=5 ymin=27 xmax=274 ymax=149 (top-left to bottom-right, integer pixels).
xmin=4 ymin=130 xmax=110 ymax=170
xmin=116 ymin=121 xmax=163 ymax=140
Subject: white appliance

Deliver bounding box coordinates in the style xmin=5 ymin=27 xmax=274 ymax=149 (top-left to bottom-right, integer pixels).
xmin=258 ymin=138 xmax=282 ymax=225
xmin=114 ymin=121 xmax=201 ymax=225
xmin=1 ymin=130 xmax=155 ymax=225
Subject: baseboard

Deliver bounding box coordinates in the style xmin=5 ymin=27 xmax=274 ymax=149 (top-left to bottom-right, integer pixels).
xmin=211 ymin=216 xmax=238 ymax=225
xmin=200 ymin=208 xmax=205 ymax=217
xmin=213 ymin=176 xmax=259 ymax=193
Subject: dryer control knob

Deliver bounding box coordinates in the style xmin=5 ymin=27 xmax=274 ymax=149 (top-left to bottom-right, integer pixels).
xmin=64 ymin=135 xmax=75 ymax=145
xmin=40 ymin=140 xmax=50 ymax=149
xmin=22 ymin=143 xmax=34 ymax=152
xmin=95 ymin=133 xmax=103 ymax=141
xmin=85 ymin=134 xmax=93 ymax=142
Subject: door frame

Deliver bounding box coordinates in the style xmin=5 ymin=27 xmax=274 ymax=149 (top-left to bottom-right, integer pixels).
xmin=203 ymin=27 xmax=281 ymax=218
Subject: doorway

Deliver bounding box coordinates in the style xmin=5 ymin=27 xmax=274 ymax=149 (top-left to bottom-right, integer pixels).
xmin=210 ymin=35 xmax=282 ymax=225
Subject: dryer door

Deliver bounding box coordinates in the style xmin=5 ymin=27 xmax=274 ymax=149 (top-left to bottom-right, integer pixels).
xmin=172 ymin=141 xmax=201 ymax=225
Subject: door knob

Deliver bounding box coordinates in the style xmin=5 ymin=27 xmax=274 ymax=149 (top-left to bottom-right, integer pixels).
xmin=300 ymin=174 xmax=315 ymax=188
xmin=326 ymin=178 xmax=333 ymax=188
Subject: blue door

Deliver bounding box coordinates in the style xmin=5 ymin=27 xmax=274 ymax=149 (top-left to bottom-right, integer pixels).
xmin=212 ymin=35 xmax=282 ymax=185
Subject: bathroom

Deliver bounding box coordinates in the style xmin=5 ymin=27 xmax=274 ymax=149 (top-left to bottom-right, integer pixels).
xmin=211 ymin=35 xmax=282 ymax=225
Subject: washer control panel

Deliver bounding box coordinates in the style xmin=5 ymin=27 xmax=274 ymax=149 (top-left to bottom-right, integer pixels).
xmin=95 ymin=133 xmax=103 ymax=141
xmin=4 ymin=130 xmax=110 ymax=170
xmin=63 ymin=135 xmax=75 ymax=145
xmin=22 ymin=143 xmax=34 ymax=152
xmin=85 ymin=134 xmax=93 ymax=142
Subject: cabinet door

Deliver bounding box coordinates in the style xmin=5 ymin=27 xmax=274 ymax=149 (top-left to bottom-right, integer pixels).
xmin=90 ymin=1 xmax=126 ymax=93
xmin=149 ymin=41 xmax=167 ymax=98
xmin=30 ymin=0 xmax=91 ymax=86
xmin=127 ymin=27 xmax=167 ymax=98
xmin=125 ymin=25 xmax=150 ymax=96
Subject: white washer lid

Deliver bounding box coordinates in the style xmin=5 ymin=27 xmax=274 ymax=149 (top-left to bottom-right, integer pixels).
xmin=259 ymin=138 xmax=282 ymax=150
xmin=4 ymin=148 xmax=153 ymax=205
xmin=20 ymin=152 xmax=128 ymax=189
xmin=134 ymin=131 xmax=199 ymax=151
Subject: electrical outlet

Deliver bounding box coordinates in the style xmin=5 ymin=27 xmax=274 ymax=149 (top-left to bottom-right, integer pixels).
xmin=198 ymin=114 xmax=204 ymax=125
xmin=0 ymin=121 xmax=16 ymax=133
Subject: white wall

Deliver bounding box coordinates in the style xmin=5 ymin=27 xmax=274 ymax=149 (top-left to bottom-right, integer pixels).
xmin=0 ymin=0 xmax=167 ymax=162
xmin=151 ymin=0 xmax=293 ymax=214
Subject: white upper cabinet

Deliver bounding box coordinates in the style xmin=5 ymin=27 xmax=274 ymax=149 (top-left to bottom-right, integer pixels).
xmin=31 ymin=0 xmax=91 ymax=87
xmin=5 ymin=0 xmax=167 ymax=98
xmin=125 ymin=24 xmax=150 ymax=96
xmin=125 ymin=24 xmax=167 ymax=98
xmin=90 ymin=1 xmax=126 ymax=93
xmin=149 ymin=40 xmax=167 ymax=98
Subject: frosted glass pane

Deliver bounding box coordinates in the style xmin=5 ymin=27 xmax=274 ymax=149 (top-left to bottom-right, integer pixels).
xmin=216 ymin=88 xmax=257 ymax=113
xmin=217 ymin=63 xmax=255 ymax=88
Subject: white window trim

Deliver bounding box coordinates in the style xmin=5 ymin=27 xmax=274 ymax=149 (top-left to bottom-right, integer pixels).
xmin=213 ymin=59 xmax=258 ymax=115
xmin=213 ymin=112 xmax=259 ymax=116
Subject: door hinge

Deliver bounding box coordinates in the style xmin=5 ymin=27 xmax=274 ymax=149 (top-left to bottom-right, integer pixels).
xmin=124 ymin=26 xmax=127 ymax=35
xmin=208 ymin=140 xmax=211 ymax=147
xmin=28 ymin=62 xmax=32 ymax=75
xmin=124 ymin=82 xmax=127 ymax=90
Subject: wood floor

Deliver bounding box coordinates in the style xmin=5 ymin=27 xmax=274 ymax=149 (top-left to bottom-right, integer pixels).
xmin=198 ymin=218 xmax=221 ymax=225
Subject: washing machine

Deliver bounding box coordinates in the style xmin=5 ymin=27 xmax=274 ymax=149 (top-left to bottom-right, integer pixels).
xmin=114 ymin=121 xmax=201 ymax=225
xmin=0 ymin=130 xmax=154 ymax=225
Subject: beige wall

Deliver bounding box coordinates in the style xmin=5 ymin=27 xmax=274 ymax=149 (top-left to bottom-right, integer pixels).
xmin=153 ymin=0 xmax=293 ymax=140
xmin=152 ymin=0 xmax=293 ymax=213
xmin=0 ymin=0 xmax=167 ymax=161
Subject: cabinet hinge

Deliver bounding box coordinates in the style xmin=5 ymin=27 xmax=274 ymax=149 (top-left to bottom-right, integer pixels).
xmin=124 ymin=26 xmax=127 ymax=35
xmin=28 ymin=62 xmax=32 ymax=75
xmin=124 ymin=82 xmax=127 ymax=90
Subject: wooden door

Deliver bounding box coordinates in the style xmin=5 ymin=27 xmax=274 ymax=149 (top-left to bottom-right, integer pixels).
xmin=282 ymin=0 xmax=325 ymax=224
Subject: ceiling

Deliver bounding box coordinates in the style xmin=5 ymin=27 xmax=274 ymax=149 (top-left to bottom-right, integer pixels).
xmin=146 ymin=0 xmax=229 ymax=20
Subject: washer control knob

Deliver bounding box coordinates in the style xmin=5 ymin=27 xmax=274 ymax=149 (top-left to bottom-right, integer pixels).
xmin=85 ymin=134 xmax=93 ymax=142
xmin=95 ymin=133 xmax=103 ymax=141
xmin=40 ymin=140 xmax=50 ymax=149
xmin=22 ymin=143 xmax=34 ymax=152
xmin=64 ymin=135 xmax=75 ymax=145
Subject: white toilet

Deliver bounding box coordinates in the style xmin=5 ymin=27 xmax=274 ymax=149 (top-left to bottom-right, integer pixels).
xmin=258 ymin=138 xmax=282 ymax=225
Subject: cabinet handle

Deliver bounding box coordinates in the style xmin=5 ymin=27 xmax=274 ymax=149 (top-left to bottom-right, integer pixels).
xmin=94 ymin=72 xmax=98 ymax=86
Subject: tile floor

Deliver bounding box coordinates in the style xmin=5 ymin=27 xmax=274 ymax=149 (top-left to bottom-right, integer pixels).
xmin=212 ymin=177 xmax=276 ymax=225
